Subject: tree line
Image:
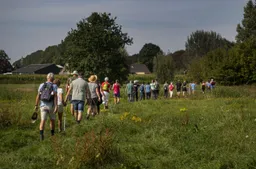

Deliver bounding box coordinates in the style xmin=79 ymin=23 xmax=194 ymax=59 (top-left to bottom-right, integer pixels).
xmin=1 ymin=0 xmax=256 ymax=85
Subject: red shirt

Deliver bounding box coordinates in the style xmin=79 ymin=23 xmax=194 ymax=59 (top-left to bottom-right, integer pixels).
xmin=113 ymin=83 xmax=120 ymax=94
xmin=169 ymin=84 xmax=174 ymax=91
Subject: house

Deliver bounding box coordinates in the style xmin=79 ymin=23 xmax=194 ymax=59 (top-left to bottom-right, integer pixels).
xmin=12 ymin=64 xmax=62 ymax=75
xmin=129 ymin=63 xmax=151 ymax=74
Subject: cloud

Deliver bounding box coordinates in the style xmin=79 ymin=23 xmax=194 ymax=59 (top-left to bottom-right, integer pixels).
xmin=0 ymin=0 xmax=247 ymax=63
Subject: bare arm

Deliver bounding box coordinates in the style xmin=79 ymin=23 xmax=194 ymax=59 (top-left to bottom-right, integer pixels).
xmin=35 ymin=93 xmax=40 ymax=110
xmin=64 ymin=86 xmax=72 ymax=103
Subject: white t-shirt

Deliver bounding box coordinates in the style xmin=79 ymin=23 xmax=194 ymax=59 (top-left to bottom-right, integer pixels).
xmin=57 ymin=88 xmax=63 ymax=106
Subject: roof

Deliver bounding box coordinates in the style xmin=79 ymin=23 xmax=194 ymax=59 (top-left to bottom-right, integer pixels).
xmin=130 ymin=63 xmax=151 ymax=74
xmin=12 ymin=64 xmax=54 ymax=73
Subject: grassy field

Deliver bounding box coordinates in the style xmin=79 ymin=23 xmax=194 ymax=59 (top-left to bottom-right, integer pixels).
xmin=0 ymin=84 xmax=256 ymax=169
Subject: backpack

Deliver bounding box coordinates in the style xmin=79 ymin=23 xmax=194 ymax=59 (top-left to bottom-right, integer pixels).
xmin=40 ymin=83 xmax=54 ymax=102
xmin=140 ymin=85 xmax=144 ymax=92
xmin=164 ymin=84 xmax=168 ymax=90
xmin=155 ymin=82 xmax=160 ymax=90
xmin=102 ymin=82 xmax=109 ymax=91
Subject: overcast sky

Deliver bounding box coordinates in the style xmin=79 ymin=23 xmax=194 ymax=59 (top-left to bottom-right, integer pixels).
xmin=0 ymin=0 xmax=248 ymax=63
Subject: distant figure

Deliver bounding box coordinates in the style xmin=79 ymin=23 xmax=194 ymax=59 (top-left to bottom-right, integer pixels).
xmin=155 ymin=79 xmax=160 ymax=99
xmin=163 ymin=82 xmax=169 ymax=98
xmin=169 ymin=82 xmax=175 ymax=98
xmin=96 ymin=80 xmax=103 ymax=114
xmin=210 ymin=79 xmax=216 ymax=89
xmin=182 ymin=80 xmax=187 ymax=97
xmin=206 ymin=80 xmax=212 ymax=91
xmin=112 ymin=80 xmax=121 ymax=104
xmin=139 ymin=82 xmax=145 ymax=100
xmin=126 ymin=81 xmax=133 ymax=102
xmin=145 ymin=82 xmax=151 ymax=99
xmin=176 ymin=80 xmax=182 ymax=97
xmin=150 ymin=80 xmax=156 ymax=99
xmin=101 ymin=77 xmax=111 ymax=109
xmin=201 ymin=81 xmax=206 ymax=94
xmin=133 ymin=80 xmax=139 ymax=101
xmin=190 ymin=82 xmax=196 ymax=95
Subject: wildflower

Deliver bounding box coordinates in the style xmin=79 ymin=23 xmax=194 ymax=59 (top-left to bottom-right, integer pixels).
xmin=180 ymin=108 xmax=187 ymax=112
xmin=246 ymin=135 xmax=249 ymax=138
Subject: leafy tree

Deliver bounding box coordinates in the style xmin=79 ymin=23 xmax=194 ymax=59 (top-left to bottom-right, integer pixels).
xmin=0 ymin=50 xmax=13 ymax=73
xmin=185 ymin=30 xmax=234 ymax=58
xmin=153 ymin=54 xmax=174 ymax=83
xmin=138 ymin=43 xmax=162 ymax=72
xmin=236 ymin=0 xmax=256 ymax=43
xmin=126 ymin=53 xmax=139 ymax=65
xmin=62 ymin=12 xmax=133 ymax=82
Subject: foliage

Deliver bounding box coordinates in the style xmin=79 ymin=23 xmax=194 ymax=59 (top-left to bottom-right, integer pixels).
xmin=188 ymin=39 xmax=256 ymax=85
xmin=153 ymin=53 xmax=175 ymax=83
xmin=62 ymin=12 xmax=133 ymax=82
xmin=185 ymin=30 xmax=234 ymax=59
xmin=236 ymin=0 xmax=256 ymax=43
xmin=138 ymin=43 xmax=163 ymax=72
xmin=0 ymin=50 xmax=13 ymax=74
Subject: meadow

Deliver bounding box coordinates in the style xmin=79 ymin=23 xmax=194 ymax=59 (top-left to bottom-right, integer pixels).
xmin=0 ymin=82 xmax=256 ymax=169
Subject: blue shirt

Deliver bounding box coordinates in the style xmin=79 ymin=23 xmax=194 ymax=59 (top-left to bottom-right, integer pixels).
xmin=190 ymin=83 xmax=196 ymax=90
xmin=145 ymin=84 xmax=151 ymax=93
xmin=38 ymin=82 xmax=57 ymax=107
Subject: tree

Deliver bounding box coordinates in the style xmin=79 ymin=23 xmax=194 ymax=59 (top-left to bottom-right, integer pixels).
xmin=138 ymin=43 xmax=162 ymax=72
xmin=185 ymin=30 xmax=234 ymax=59
xmin=62 ymin=12 xmax=133 ymax=82
xmin=0 ymin=50 xmax=13 ymax=73
xmin=153 ymin=54 xmax=174 ymax=83
xmin=236 ymin=0 xmax=256 ymax=43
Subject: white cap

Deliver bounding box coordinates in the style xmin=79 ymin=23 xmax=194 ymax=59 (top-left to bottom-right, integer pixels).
xmin=71 ymin=70 xmax=78 ymax=76
xmin=105 ymin=77 xmax=109 ymax=81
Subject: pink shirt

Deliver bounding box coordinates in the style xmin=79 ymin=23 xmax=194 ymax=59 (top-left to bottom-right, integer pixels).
xmin=113 ymin=83 xmax=120 ymax=94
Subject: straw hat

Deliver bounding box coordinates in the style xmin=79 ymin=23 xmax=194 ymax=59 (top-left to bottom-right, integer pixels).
xmin=88 ymin=75 xmax=97 ymax=82
xmin=71 ymin=70 xmax=78 ymax=76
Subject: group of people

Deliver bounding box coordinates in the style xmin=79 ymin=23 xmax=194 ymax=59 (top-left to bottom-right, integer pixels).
xmin=34 ymin=71 xmax=121 ymax=141
xmin=125 ymin=79 xmax=216 ymax=101
xmin=34 ymin=71 xmax=215 ymax=141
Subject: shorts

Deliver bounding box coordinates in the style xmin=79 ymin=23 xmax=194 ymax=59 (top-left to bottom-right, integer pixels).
xmin=72 ymin=100 xmax=85 ymax=112
xmin=68 ymin=95 xmax=72 ymax=102
xmin=114 ymin=92 xmax=120 ymax=98
xmin=87 ymin=98 xmax=98 ymax=106
xmin=58 ymin=105 xmax=63 ymax=113
xmin=182 ymin=87 xmax=187 ymax=92
xmin=40 ymin=106 xmax=55 ymax=121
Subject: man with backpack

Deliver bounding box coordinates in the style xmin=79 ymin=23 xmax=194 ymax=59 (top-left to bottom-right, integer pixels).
xmin=101 ymin=77 xmax=111 ymax=109
xmin=35 ymin=73 xmax=58 ymax=141
xmin=155 ymin=79 xmax=160 ymax=99
xmin=163 ymin=81 xmax=169 ymax=98
xmin=64 ymin=72 xmax=90 ymax=123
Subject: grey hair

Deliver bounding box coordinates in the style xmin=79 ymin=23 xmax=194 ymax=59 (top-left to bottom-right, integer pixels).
xmin=47 ymin=72 xmax=54 ymax=80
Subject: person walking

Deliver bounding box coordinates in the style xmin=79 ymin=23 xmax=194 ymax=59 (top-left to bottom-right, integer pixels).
xmin=169 ymin=82 xmax=175 ymax=98
xmin=145 ymin=82 xmax=151 ymax=99
xmin=101 ymin=77 xmax=111 ymax=109
xmin=87 ymin=75 xmax=101 ymax=119
xmin=53 ymin=79 xmax=65 ymax=132
xmin=65 ymin=71 xmax=78 ymax=116
xmin=112 ymin=80 xmax=121 ymax=104
xmin=176 ymin=80 xmax=182 ymax=97
xmin=133 ymin=80 xmax=139 ymax=101
xmin=190 ymin=81 xmax=196 ymax=95
xmin=155 ymin=79 xmax=160 ymax=99
xmin=35 ymin=73 xmax=58 ymax=141
xmin=139 ymin=82 xmax=145 ymax=100
xmin=163 ymin=81 xmax=169 ymax=98
xmin=182 ymin=80 xmax=187 ymax=97
xmin=96 ymin=80 xmax=103 ymax=114
xmin=64 ymin=72 xmax=90 ymax=124
xmin=126 ymin=81 xmax=133 ymax=102
xmin=150 ymin=80 xmax=156 ymax=100
xmin=201 ymin=81 xmax=206 ymax=94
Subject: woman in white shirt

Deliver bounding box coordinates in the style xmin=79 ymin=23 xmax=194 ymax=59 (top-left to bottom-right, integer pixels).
xmin=54 ymin=79 xmax=65 ymax=132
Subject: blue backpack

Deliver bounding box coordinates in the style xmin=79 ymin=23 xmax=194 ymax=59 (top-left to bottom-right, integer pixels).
xmin=140 ymin=85 xmax=144 ymax=92
xmin=40 ymin=83 xmax=54 ymax=102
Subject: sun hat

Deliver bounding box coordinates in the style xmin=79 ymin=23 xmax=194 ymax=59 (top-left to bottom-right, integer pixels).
xmin=88 ymin=75 xmax=97 ymax=82
xmin=71 ymin=70 xmax=78 ymax=76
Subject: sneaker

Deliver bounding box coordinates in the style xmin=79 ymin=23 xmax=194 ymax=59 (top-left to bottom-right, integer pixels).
xmin=40 ymin=135 xmax=44 ymax=141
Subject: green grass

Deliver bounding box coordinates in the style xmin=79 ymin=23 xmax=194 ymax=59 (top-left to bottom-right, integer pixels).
xmin=0 ymin=84 xmax=256 ymax=169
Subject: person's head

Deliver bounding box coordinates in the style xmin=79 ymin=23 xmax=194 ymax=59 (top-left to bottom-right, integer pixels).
xmin=88 ymin=75 xmax=97 ymax=83
xmin=53 ymin=79 xmax=61 ymax=87
xmin=105 ymin=77 xmax=109 ymax=82
xmin=152 ymin=80 xmax=155 ymax=83
xmin=47 ymin=72 xmax=54 ymax=82
xmin=77 ymin=72 xmax=84 ymax=78
xmin=155 ymin=79 xmax=158 ymax=82
xmin=170 ymin=82 xmax=173 ymax=84
xmin=71 ymin=70 xmax=79 ymax=78
xmin=116 ymin=80 xmax=119 ymax=83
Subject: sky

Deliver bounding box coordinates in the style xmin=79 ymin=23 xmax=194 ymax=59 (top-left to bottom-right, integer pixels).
xmin=0 ymin=0 xmax=248 ymax=63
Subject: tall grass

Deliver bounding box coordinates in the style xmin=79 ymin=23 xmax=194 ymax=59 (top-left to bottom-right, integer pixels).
xmin=0 ymin=84 xmax=256 ymax=168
